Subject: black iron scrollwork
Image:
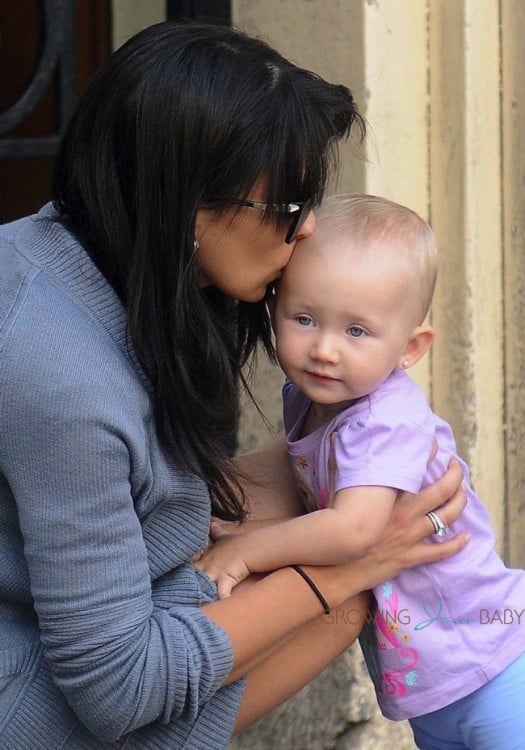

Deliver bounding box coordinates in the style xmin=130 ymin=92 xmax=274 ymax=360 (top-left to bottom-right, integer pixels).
xmin=0 ymin=0 xmax=76 ymax=157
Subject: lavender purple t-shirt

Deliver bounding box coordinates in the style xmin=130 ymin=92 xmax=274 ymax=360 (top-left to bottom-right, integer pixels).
xmin=283 ymin=369 xmax=525 ymax=720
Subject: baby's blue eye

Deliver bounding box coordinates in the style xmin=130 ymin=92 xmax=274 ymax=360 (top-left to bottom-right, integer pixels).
xmin=349 ymin=326 xmax=366 ymax=338
xmin=297 ymin=315 xmax=312 ymax=326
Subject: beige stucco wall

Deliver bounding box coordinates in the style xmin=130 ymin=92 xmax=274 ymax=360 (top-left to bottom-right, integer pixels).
xmin=501 ymin=0 xmax=525 ymax=567
xmin=428 ymin=0 xmax=505 ymax=547
xmin=111 ymin=0 xmax=165 ymax=49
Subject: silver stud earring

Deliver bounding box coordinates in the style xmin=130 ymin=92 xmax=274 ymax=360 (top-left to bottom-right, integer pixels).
xmin=402 ymin=360 xmax=410 ymax=369
xmin=194 ymin=238 xmax=200 ymax=252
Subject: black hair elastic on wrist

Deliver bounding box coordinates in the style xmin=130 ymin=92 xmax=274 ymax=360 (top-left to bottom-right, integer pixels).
xmin=291 ymin=565 xmax=330 ymax=615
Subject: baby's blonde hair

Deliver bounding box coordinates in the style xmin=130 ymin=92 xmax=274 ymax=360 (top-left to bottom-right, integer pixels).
xmin=316 ymin=194 xmax=438 ymax=325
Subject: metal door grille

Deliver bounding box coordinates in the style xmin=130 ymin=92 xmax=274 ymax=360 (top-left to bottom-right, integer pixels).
xmin=0 ymin=0 xmax=76 ymax=157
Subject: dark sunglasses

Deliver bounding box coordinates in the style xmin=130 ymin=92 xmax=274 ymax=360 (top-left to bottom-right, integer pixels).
xmin=208 ymin=198 xmax=313 ymax=244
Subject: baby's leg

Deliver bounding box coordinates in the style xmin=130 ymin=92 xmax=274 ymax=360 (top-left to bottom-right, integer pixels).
xmin=410 ymin=650 xmax=525 ymax=750
xmin=460 ymin=651 xmax=525 ymax=749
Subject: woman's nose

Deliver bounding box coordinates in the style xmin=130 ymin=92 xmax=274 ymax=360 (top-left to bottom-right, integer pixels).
xmin=295 ymin=209 xmax=316 ymax=241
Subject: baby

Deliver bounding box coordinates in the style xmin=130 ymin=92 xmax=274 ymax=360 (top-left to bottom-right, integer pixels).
xmin=196 ymin=195 xmax=525 ymax=748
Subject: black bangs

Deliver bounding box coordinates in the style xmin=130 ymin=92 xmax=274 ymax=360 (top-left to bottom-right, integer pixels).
xmin=262 ymin=67 xmax=364 ymax=211
xmin=197 ymin=37 xmax=363 ymax=223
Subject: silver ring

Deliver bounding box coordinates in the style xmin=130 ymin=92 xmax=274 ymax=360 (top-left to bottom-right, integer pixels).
xmin=426 ymin=510 xmax=450 ymax=538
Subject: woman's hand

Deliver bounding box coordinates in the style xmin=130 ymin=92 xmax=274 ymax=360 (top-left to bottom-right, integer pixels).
xmin=304 ymin=460 xmax=469 ymax=609
xmin=367 ymin=458 xmax=469 ymax=575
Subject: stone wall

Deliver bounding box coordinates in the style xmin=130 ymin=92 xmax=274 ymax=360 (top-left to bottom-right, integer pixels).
xmin=229 ymin=646 xmax=416 ymax=750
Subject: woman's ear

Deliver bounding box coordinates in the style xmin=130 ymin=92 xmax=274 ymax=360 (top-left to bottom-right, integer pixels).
xmin=398 ymin=326 xmax=435 ymax=370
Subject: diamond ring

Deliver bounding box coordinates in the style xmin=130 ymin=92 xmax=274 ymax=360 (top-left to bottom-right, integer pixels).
xmin=426 ymin=510 xmax=450 ymax=538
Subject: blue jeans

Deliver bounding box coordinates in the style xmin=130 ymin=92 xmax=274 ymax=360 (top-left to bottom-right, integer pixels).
xmin=409 ymin=651 xmax=525 ymax=749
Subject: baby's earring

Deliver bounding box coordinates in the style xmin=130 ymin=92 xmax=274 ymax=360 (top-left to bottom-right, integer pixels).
xmin=402 ymin=360 xmax=410 ymax=369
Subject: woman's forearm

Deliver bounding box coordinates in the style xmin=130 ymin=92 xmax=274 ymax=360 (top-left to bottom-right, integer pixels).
xmin=201 ymin=564 xmax=355 ymax=680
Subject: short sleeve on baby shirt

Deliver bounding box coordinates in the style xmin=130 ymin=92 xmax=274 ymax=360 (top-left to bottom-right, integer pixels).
xmin=334 ymin=381 xmax=436 ymax=495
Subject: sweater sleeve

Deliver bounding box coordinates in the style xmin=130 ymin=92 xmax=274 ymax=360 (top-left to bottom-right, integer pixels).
xmin=0 ymin=274 xmax=234 ymax=742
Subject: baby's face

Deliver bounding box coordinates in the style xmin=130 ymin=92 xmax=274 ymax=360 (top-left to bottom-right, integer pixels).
xmin=273 ymin=235 xmax=416 ymax=408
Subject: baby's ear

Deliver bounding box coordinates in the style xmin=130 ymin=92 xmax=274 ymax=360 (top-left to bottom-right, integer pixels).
xmin=398 ymin=326 xmax=435 ymax=370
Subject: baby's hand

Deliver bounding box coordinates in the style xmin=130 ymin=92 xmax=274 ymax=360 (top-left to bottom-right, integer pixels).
xmin=194 ymin=534 xmax=251 ymax=599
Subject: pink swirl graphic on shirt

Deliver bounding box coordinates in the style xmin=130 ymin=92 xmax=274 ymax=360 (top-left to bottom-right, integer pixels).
xmin=374 ymin=583 xmax=419 ymax=695
xmin=375 ymin=608 xmax=400 ymax=649
xmin=381 ymin=647 xmax=419 ymax=697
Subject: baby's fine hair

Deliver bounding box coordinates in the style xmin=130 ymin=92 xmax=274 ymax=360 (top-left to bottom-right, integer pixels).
xmin=317 ymin=194 xmax=438 ymax=324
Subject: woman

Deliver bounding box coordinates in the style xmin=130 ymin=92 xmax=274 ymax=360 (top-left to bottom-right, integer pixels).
xmin=0 ymin=20 xmax=467 ymax=749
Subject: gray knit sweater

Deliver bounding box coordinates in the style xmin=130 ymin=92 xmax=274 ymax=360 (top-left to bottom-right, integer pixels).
xmin=0 ymin=205 xmax=243 ymax=749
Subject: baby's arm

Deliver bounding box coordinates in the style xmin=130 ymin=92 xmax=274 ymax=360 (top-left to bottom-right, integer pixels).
xmin=209 ymin=516 xmax=295 ymax=538
xmin=195 ymin=485 xmax=396 ymax=598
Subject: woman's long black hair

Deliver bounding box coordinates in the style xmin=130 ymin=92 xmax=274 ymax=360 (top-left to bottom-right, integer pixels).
xmin=53 ymin=20 xmax=365 ymax=521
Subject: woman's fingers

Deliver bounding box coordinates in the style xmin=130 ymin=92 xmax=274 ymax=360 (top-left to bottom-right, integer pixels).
xmin=392 ymin=460 xmax=467 ymax=544
xmin=396 ymin=461 xmax=465 ymax=527
xmin=429 ymin=488 xmax=466 ymax=531
xmin=403 ymin=532 xmax=470 ymax=569
xmin=418 ymin=460 xmax=464 ymax=513
xmin=415 ymin=463 xmax=466 ymax=540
